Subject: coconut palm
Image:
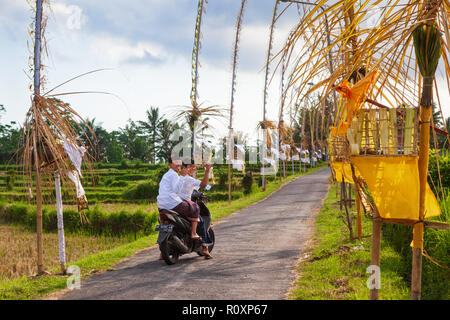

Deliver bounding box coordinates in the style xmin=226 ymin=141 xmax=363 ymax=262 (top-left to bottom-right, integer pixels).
xmin=157 ymin=119 xmax=181 ymax=162
xmin=138 ymin=107 xmax=162 ymax=164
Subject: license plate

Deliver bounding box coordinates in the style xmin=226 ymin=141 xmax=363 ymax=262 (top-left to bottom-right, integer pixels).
xmin=155 ymin=224 xmax=173 ymax=233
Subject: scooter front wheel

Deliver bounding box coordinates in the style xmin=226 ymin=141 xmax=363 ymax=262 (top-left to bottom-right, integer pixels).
xmin=160 ymin=232 xmax=180 ymax=265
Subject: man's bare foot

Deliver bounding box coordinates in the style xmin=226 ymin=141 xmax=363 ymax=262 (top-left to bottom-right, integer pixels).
xmin=202 ymin=247 xmax=213 ymax=259
xmin=191 ymin=233 xmax=201 ymax=240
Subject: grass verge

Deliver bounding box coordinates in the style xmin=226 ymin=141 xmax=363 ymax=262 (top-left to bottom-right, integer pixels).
xmin=0 ymin=164 xmax=327 ymax=300
xmin=288 ymin=183 xmax=410 ymax=300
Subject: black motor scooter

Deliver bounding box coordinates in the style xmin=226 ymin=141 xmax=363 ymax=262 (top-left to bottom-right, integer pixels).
xmin=156 ymin=190 xmax=215 ymax=265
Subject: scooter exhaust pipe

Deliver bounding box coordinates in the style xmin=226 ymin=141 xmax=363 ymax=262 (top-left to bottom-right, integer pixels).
xmin=172 ymin=235 xmax=189 ymax=253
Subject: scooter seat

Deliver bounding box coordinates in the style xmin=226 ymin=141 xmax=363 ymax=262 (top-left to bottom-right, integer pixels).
xmin=158 ymin=209 xmax=179 ymax=216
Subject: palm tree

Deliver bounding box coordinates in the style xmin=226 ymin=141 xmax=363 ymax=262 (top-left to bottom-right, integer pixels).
xmin=138 ymin=107 xmax=162 ymax=163
xmin=157 ymin=119 xmax=181 ymax=162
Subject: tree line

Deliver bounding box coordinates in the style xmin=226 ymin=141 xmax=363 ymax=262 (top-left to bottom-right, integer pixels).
xmin=1 ymin=103 xmax=448 ymax=165
xmin=0 ymin=105 xmax=181 ymax=164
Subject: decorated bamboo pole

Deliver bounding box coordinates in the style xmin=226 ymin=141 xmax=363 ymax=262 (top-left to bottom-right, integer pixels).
xmin=54 ymin=174 xmax=66 ymax=274
xmin=33 ymin=0 xmax=44 ymax=275
xmin=190 ymin=0 xmax=206 ymax=162
xmin=262 ymin=0 xmax=280 ymax=191
xmin=411 ymin=6 xmax=442 ymax=299
xmin=228 ymin=0 xmax=247 ymax=203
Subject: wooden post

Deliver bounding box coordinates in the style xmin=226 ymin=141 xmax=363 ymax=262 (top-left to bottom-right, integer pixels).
xmin=336 ymin=181 xmax=339 ymax=199
xmin=33 ymin=0 xmax=44 ymax=275
xmin=228 ymin=161 xmax=232 ymax=204
xmin=55 ymin=174 xmax=66 ymax=274
xmin=348 ymin=183 xmax=352 ymax=208
xmin=291 ymin=153 xmax=294 ymax=176
xmin=370 ymin=215 xmax=382 ymax=300
xmin=342 ymin=179 xmax=353 ymax=239
xmin=356 ymin=191 xmax=363 ymax=238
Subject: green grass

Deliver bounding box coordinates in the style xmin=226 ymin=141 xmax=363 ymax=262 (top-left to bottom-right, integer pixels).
xmin=288 ymin=183 xmax=410 ymax=300
xmin=0 ymin=163 xmax=327 ymax=300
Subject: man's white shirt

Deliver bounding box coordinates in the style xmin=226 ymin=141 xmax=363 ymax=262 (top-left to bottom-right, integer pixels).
xmin=156 ymin=168 xmax=183 ymax=209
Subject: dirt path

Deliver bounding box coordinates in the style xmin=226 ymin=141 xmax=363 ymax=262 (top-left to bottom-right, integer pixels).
xmin=60 ymin=168 xmax=330 ymax=300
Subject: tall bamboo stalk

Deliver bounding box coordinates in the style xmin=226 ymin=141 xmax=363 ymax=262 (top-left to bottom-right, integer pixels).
xmin=412 ymin=1 xmax=442 ymax=299
xmin=228 ymin=0 xmax=247 ymax=203
xmin=262 ymin=0 xmax=280 ymax=191
xmin=33 ymin=0 xmax=44 ymax=275
xmin=190 ymin=0 xmax=206 ymax=161
xmin=55 ymin=174 xmax=66 ymax=274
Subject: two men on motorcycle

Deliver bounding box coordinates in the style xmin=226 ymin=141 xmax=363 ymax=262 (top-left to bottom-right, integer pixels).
xmin=156 ymin=155 xmax=213 ymax=259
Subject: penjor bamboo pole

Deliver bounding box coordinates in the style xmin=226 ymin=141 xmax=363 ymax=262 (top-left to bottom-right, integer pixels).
xmin=33 ymin=0 xmax=44 ymax=275
xmin=412 ymin=0 xmax=441 ymax=298
xmin=261 ymin=0 xmax=279 ymax=192
xmin=228 ymin=0 xmax=247 ymax=204
xmin=412 ymin=104 xmax=432 ymax=300
xmin=55 ymin=174 xmax=66 ymax=274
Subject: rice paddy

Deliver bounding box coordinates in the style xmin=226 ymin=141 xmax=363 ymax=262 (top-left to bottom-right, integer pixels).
xmin=0 ymin=225 xmax=132 ymax=282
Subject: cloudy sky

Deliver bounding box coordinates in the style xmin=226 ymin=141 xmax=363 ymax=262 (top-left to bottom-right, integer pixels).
xmin=1 ymin=0 xmax=449 ymax=144
xmin=0 ymin=0 xmax=306 ymax=142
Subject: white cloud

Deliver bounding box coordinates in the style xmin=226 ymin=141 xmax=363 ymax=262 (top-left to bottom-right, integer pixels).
xmin=50 ymin=2 xmax=87 ymax=31
xmin=90 ymin=35 xmax=168 ymax=65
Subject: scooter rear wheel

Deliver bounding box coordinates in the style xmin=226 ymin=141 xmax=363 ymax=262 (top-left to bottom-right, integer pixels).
xmin=160 ymin=232 xmax=180 ymax=265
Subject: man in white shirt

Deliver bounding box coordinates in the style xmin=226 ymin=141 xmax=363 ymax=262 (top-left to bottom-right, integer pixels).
xmin=157 ymin=156 xmax=201 ymax=239
xmin=179 ymin=161 xmax=213 ymax=258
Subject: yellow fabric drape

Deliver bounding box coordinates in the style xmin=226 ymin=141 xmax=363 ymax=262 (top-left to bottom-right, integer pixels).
xmin=334 ymin=69 xmax=378 ymax=132
xmin=330 ymin=162 xmax=361 ymax=184
xmin=351 ymin=156 xmax=441 ymax=220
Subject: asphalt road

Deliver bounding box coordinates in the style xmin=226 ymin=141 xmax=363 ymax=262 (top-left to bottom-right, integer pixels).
xmin=60 ymin=167 xmax=330 ymax=300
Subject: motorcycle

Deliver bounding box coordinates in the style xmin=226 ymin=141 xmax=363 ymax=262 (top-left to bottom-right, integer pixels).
xmin=155 ymin=190 xmax=215 ymax=265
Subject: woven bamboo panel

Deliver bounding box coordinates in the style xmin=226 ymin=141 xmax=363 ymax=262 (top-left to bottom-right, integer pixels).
xmin=329 ymin=135 xmax=350 ymax=162
xmin=347 ymin=107 xmax=419 ymax=156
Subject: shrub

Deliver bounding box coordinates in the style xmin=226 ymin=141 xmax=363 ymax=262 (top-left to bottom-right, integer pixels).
xmin=0 ymin=203 xmax=158 ymax=238
xmin=109 ymin=180 xmax=129 ymax=188
xmin=382 ymin=189 xmax=449 ymax=299
xmin=5 ymin=170 xmax=16 ymax=191
xmin=428 ymin=151 xmax=450 ymax=190
xmin=119 ymin=174 xmax=150 ymax=181
xmin=133 ymin=159 xmax=143 ymax=169
xmin=122 ymin=181 xmax=159 ymax=200
xmin=217 ymin=168 xmax=229 ymax=187
xmin=119 ymin=159 xmax=129 ymax=170
xmin=156 ymin=167 xmax=169 ymax=182
xmin=241 ymin=172 xmax=254 ymax=194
